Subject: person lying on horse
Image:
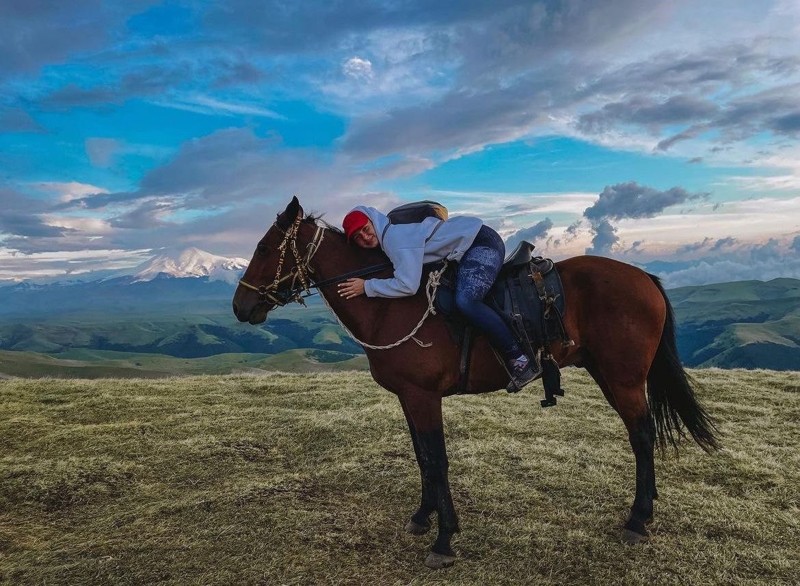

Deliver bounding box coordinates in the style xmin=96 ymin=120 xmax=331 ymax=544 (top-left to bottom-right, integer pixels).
xmin=338 ymin=205 xmax=539 ymax=392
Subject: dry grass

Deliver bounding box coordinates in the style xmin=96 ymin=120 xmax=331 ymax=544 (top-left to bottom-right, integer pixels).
xmin=1 ymin=368 xmax=798 ymax=585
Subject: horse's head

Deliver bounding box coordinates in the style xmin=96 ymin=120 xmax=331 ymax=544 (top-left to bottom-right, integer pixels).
xmin=232 ymin=196 xmax=322 ymax=324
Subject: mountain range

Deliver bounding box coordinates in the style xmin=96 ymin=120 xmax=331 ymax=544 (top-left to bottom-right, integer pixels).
xmin=0 ymin=247 xmax=798 ymax=374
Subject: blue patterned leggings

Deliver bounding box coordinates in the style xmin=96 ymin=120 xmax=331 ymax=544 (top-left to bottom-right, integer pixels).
xmin=454 ymin=225 xmax=523 ymax=361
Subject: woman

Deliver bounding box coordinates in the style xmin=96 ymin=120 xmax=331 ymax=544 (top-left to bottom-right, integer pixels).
xmin=338 ymin=205 xmax=538 ymax=392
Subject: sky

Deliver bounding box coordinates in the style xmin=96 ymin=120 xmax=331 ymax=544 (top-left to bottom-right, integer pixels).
xmin=1 ymin=0 xmax=800 ymax=288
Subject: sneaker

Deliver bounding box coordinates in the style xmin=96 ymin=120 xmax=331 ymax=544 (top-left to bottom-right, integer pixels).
xmin=506 ymin=354 xmax=540 ymax=393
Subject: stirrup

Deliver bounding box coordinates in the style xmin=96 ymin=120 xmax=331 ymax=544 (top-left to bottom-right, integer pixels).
xmin=506 ymin=363 xmax=541 ymax=393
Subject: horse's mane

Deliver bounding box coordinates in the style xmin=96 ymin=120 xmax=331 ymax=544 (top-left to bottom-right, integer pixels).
xmin=304 ymin=212 xmax=344 ymax=236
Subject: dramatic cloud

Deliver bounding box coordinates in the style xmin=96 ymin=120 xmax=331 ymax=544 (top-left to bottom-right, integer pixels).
xmin=584 ymin=182 xmax=705 ymax=221
xmin=505 ymin=218 xmax=554 ymax=251
xmin=581 ymin=182 xmax=705 ymax=256
xmin=585 ymin=219 xmax=619 ymax=255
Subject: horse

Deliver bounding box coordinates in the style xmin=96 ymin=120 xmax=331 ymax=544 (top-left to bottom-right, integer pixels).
xmin=232 ymin=196 xmax=717 ymax=569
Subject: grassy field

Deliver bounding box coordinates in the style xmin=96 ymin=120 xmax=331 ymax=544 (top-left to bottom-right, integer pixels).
xmin=1 ymin=369 xmax=798 ymax=585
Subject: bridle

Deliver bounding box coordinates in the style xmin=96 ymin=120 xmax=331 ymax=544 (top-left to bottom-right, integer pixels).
xmin=237 ymin=214 xmax=391 ymax=308
xmin=238 ymin=214 xmax=325 ymax=307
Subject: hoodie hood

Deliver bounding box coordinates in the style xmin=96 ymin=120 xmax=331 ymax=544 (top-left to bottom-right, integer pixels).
xmin=350 ymin=206 xmax=391 ymax=247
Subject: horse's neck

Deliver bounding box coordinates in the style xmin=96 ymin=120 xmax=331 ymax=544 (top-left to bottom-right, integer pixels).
xmin=309 ymin=226 xmax=387 ymax=338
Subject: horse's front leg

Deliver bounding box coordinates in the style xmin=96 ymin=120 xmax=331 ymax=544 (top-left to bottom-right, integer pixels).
xmin=400 ymin=398 xmax=436 ymax=535
xmin=400 ymin=391 xmax=459 ymax=569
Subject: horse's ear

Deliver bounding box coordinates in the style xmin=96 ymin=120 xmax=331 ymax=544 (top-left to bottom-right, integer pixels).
xmin=276 ymin=195 xmax=303 ymax=229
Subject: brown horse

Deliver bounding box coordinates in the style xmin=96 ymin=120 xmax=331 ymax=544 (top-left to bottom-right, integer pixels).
xmin=232 ymin=197 xmax=717 ymax=568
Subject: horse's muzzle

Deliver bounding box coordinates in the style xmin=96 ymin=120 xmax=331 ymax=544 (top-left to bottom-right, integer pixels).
xmin=232 ymin=299 xmax=269 ymax=324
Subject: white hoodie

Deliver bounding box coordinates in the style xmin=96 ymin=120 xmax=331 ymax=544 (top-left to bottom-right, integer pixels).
xmin=351 ymin=206 xmax=483 ymax=298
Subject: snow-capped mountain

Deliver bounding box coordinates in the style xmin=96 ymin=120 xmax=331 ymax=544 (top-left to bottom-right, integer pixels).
xmin=132 ymin=247 xmax=249 ymax=283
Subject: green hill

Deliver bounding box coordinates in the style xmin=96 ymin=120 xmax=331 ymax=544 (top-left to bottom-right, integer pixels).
xmin=1 ymin=277 xmax=798 ymax=375
xmin=670 ymin=278 xmax=800 ymax=369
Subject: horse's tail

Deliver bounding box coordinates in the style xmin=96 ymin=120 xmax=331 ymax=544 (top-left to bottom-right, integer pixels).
xmin=646 ymin=274 xmax=719 ymax=452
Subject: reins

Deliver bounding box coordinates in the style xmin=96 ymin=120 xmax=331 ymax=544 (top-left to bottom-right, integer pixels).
xmin=238 ymin=216 xmax=447 ymax=349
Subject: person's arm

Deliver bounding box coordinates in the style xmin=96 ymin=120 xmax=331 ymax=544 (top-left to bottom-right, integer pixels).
xmin=364 ymin=244 xmax=425 ymax=298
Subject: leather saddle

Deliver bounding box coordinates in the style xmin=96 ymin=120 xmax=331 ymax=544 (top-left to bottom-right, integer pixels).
xmin=430 ymin=241 xmax=571 ymax=406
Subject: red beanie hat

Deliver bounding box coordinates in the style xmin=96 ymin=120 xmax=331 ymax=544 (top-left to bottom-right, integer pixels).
xmin=342 ymin=210 xmax=370 ymax=241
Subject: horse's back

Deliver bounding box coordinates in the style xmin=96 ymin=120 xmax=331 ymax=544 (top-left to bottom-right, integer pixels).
xmin=555 ymin=255 xmax=667 ymax=374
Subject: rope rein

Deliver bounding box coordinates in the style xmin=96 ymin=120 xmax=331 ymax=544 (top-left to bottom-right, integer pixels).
xmin=319 ymin=261 xmax=448 ymax=350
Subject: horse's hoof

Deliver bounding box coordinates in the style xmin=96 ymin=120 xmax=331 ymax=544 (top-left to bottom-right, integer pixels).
xmin=621 ymin=528 xmax=648 ymax=545
xmin=405 ymin=520 xmax=431 ymax=535
xmin=425 ymin=551 xmax=456 ymax=569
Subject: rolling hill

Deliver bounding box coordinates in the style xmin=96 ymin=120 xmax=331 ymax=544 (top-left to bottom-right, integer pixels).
xmin=1 ymin=269 xmax=798 ymax=375
xmin=669 ymin=278 xmax=800 ymax=369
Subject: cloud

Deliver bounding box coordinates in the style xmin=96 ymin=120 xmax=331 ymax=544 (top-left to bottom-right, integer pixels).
xmin=156 ymin=95 xmax=287 ymax=119
xmin=675 ymin=236 xmax=738 ymax=255
xmin=49 ymin=127 xmax=409 ymax=254
xmin=581 ymin=181 xmax=705 ymax=256
xmin=86 ymin=138 xmax=121 ymax=168
xmin=710 ymin=236 xmax=737 ymax=251
xmin=505 ymin=217 xmax=553 ymax=251
xmin=108 ymin=199 xmax=177 ymax=229
xmin=0 ymin=1 xmax=150 ymax=81
xmin=343 ymin=57 xmax=374 ymax=81
xmin=34 ymin=181 xmax=109 ymax=203
xmin=584 ymin=182 xmax=705 ymax=221
xmin=0 ymin=247 xmax=153 ymax=282
xmin=769 ymin=111 xmax=800 ymax=134
xmin=577 ymin=95 xmax=718 ymax=134
xmin=585 ymin=219 xmax=619 ymax=255
xmin=676 ymin=237 xmax=714 ymax=254
xmin=657 ymin=238 xmax=800 ymax=287
xmin=0 ymin=187 xmax=65 ymax=238
xmin=0 ymin=107 xmax=45 ymax=133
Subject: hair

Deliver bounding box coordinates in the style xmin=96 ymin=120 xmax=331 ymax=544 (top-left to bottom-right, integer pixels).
xmin=305 ymin=212 xmax=344 ymax=236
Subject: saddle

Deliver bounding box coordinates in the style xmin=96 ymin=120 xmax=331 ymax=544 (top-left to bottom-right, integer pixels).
xmin=431 ymin=241 xmax=573 ymax=407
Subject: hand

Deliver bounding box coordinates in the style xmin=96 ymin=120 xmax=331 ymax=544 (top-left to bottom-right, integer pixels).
xmin=338 ymin=278 xmax=365 ymax=299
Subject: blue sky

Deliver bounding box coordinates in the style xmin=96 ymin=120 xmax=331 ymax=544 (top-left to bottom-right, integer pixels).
xmin=1 ymin=0 xmax=799 ymax=287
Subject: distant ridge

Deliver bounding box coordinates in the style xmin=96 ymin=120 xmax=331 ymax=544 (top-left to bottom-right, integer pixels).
xmin=0 ymin=276 xmax=797 ymax=372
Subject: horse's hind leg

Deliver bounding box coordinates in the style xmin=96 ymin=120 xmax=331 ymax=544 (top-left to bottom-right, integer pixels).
xmin=584 ymin=358 xmax=656 ymax=542
xmin=622 ymin=408 xmax=657 ymax=543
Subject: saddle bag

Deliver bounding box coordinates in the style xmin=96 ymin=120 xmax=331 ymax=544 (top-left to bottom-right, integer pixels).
xmin=387 ymin=201 xmax=448 ymax=224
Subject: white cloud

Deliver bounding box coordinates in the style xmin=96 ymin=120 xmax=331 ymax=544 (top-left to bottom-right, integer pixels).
xmin=343 ymin=57 xmax=373 ymax=81
xmin=153 ymin=95 xmax=287 ymax=119
xmin=0 ymin=246 xmax=152 ymax=281
xmin=40 ymin=215 xmax=113 ymax=234
xmin=35 ymin=181 xmax=110 ymax=203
